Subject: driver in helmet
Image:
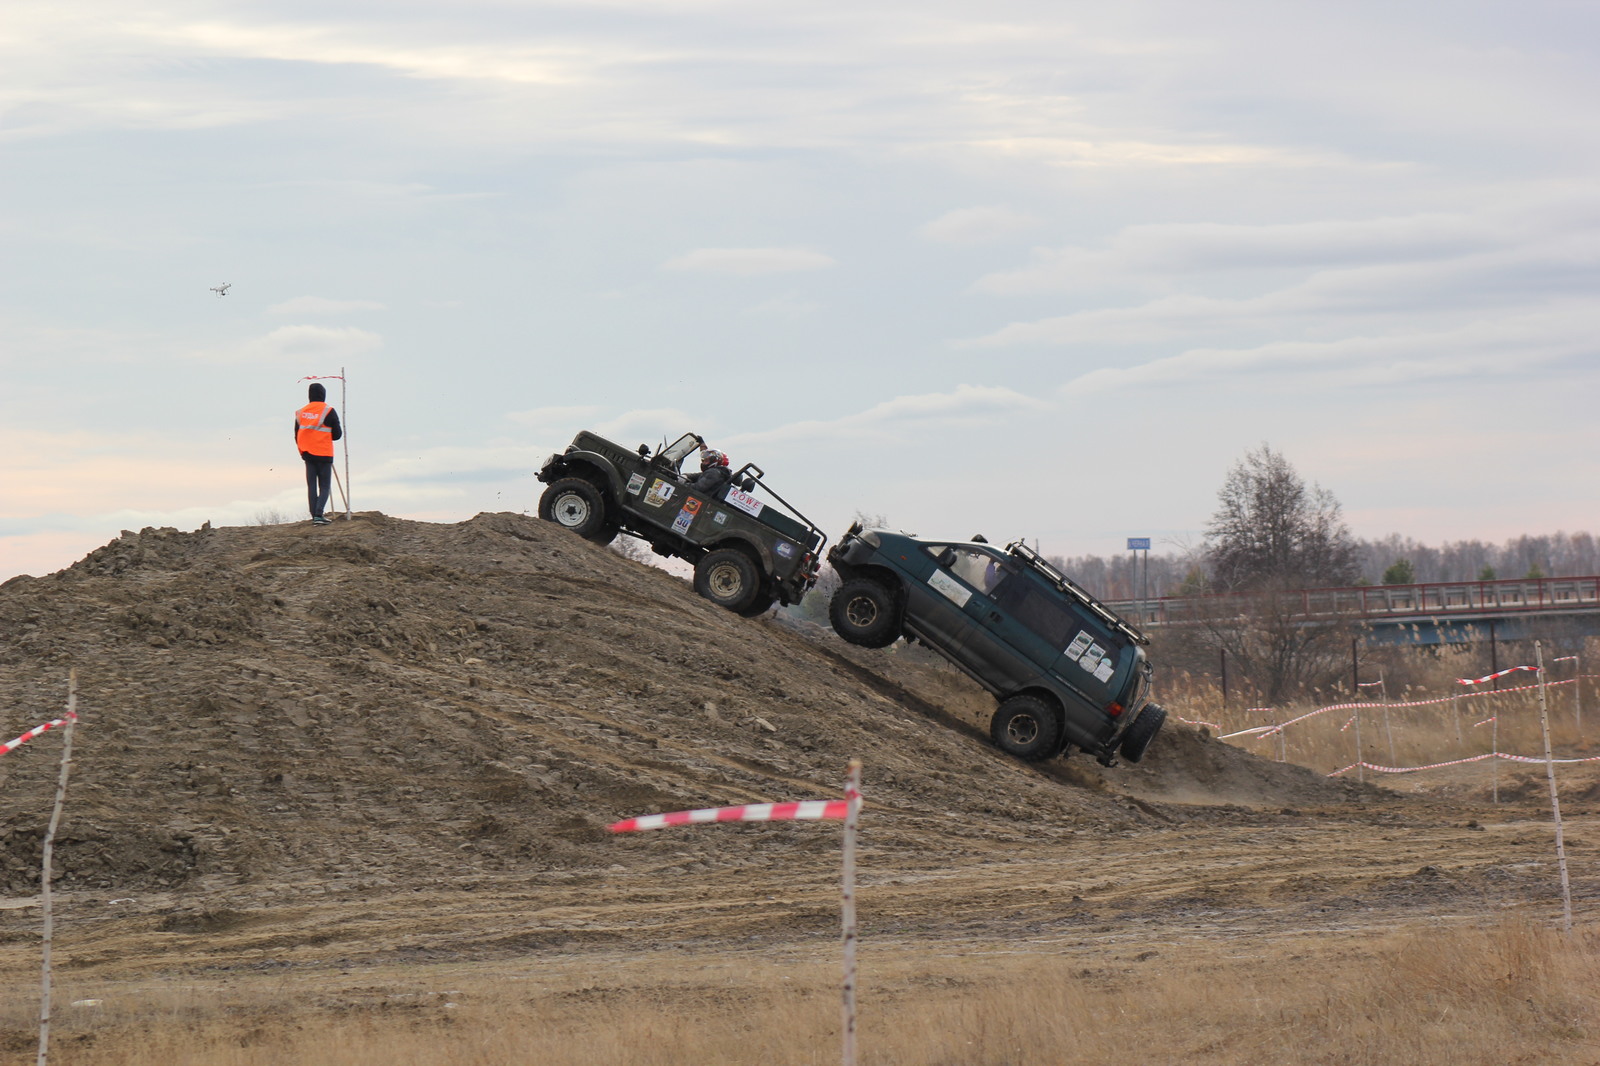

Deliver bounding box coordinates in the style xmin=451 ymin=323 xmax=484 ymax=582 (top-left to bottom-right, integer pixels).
xmin=691 ymin=444 xmax=733 ymax=495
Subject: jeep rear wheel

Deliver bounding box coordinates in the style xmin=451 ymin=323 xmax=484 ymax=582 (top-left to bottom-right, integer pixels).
xmin=737 ymin=582 xmax=778 ymax=618
xmin=829 ymin=579 xmax=901 ymax=648
xmin=990 ymin=694 xmax=1063 ymax=762
xmin=695 ymin=549 xmax=761 ymax=613
xmin=1118 ymin=702 xmax=1167 ymax=763
xmin=538 ymin=478 xmax=614 ymax=543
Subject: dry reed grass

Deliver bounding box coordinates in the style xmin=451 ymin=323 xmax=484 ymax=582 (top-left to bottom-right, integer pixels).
xmin=12 ymin=919 xmax=1596 ymax=1065
xmin=1163 ymin=665 xmax=1594 ymax=790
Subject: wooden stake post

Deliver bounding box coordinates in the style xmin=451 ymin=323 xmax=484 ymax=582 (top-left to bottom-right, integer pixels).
xmin=840 ymin=759 xmax=862 ymax=1066
xmin=37 ymin=672 xmax=77 ymax=1066
xmin=1535 ymin=643 xmax=1574 ymax=935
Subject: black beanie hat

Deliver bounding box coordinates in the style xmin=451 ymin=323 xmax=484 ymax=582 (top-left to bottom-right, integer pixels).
xmin=308 ymin=383 xmax=326 ymax=402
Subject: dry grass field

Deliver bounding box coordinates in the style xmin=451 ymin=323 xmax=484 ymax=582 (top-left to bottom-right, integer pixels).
xmin=6 ymin=918 xmax=1599 ymax=1065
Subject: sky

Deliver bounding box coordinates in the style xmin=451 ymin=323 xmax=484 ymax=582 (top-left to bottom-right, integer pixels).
xmin=4 ymin=1 xmax=1598 ymax=581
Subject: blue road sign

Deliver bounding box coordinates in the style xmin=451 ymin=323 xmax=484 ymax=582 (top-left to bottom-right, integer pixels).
xmin=1126 ymin=537 xmax=1151 ymax=550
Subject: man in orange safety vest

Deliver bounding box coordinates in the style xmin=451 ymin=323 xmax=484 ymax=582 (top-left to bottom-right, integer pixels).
xmin=295 ymin=382 xmax=343 ymax=525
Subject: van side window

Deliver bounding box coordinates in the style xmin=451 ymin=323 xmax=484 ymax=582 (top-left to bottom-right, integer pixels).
xmin=927 ymin=546 xmax=1007 ymax=594
xmin=992 ymin=577 xmax=1081 ymax=649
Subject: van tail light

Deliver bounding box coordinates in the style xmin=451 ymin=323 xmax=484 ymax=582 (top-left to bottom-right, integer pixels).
xmin=1106 ymin=702 xmax=1124 ymax=717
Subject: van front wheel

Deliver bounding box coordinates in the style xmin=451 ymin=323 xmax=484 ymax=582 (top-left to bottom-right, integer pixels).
xmin=829 ymin=579 xmax=901 ymax=648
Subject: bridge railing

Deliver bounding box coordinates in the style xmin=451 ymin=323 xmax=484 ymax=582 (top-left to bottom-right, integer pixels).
xmin=1109 ymin=575 xmax=1600 ymax=627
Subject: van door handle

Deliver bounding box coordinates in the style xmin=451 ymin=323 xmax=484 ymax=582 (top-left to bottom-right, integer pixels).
xmin=987 ymin=611 xmax=1001 ymax=622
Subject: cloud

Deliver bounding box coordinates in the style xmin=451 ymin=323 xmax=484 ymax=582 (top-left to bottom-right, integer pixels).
xmin=268 ymin=296 xmax=387 ymax=315
xmin=594 ymin=409 xmax=704 ymax=443
xmin=919 ymin=205 xmax=1040 ymax=245
xmin=961 ymin=217 xmax=1600 ymax=349
xmin=726 ymin=384 xmax=1050 ymax=447
xmin=208 ymin=325 xmax=384 ymax=364
xmin=662 ymin=248 xmax=836 ymax=275
xmin=974 ymin=212 xmax=1515 ymax=296
xmin=742 ymin=292 xmax=823 ymax=318
xmin=505 ymin=404 xmax=605 ymax=430
xmin=1057 ymin=306 xmax=1600 ymax=398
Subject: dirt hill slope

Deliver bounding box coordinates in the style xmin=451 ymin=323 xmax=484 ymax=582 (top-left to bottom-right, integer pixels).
xmin=0 ymin=513 xmax=1387 ymax=902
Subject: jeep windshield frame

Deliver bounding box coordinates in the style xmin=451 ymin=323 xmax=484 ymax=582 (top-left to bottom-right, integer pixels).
xmin=659 ymin=432 xmax=701 ymax=467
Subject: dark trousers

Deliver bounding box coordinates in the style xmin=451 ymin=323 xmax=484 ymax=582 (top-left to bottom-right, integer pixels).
xmin=304 ymin=458 xmax=334 ymax=518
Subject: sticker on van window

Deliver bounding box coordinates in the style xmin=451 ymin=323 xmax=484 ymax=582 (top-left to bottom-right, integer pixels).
xmin=626 ymin=473 xmax=646 ymax=495
xmin=928 ymin=568 xmax=972 ymax=607
xmin=1093 ymin=659 xmax=1115 ymax=683
xmin=1065 ymin=631 xmax=1092 ymax=661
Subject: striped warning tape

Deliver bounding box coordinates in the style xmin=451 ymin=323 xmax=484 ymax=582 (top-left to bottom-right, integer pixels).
xmin=0 ymin=712 xmax=77 ymax=757
xmin=1218 ymin=676 xmax=1588 ymax=741
xmin=1330 ymin=751 xmax=1600 ymax=776
xmin=610 ymin=794 xmax=858 ymax=833
xmin=1458 ymin=666 xmax=1537 ymax=686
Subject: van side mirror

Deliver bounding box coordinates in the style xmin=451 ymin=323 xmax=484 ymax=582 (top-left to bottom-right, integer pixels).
xmin=937 ymin=548 xmax=956 ymax=568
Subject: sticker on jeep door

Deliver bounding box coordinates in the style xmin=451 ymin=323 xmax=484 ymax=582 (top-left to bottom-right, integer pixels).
xmin=928 ymin=569 xmax=972 ymax=607
xmin=626 ymin=472 xmax=646 ymax=495
xmin=725 ymin=487 xmax=764 ymax=517
xmin=645 ymin=479 xmax=675 ymax=506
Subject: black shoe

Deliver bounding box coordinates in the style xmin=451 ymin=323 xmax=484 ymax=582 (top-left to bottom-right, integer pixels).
xmin=312 ymin=516 xmax=331 ymax=525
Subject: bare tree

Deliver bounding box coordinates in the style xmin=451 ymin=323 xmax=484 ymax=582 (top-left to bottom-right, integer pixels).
xmin=1199 ymin=445 xmax=1359 ymax=704
xmin=1207 ymin=444 xmax=1357 ymax=591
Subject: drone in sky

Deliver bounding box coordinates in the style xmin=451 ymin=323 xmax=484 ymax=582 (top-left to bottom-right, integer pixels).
xmin=210 ymin=282 xmax=231 ymax=297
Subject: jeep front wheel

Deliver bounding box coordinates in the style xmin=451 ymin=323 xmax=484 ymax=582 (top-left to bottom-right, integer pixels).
xmin=990 ymin=694 xmax=1062 ymax=762
xmin=538 ymin=478 xmax=614 ymax=543
xmin=694 ymin=549 xmax=761 ymax=613
xmin=829 ymin=579 xmax=901 ymax=648
xmin=1118 ymin=702 xmax=1167 ymax=763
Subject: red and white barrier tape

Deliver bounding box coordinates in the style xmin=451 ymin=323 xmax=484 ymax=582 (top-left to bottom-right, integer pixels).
xmin=1175 ymin=714 xmax=1223 ymax=731
xmin=610 ymin=794 xmax=859 ymax=833
xmin=1219 ymin=676 xmax=1587 ymax=741
xmin=1330 ymin=751 xmax=1600 ymax=776
xmin=1457 ymin=666 xmax=1536 ymax=686
xmin=0 ymin=712 xmax=77 ymax=757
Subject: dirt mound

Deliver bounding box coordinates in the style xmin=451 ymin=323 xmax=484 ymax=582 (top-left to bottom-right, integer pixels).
xmin=0 ymin=513 xmax=1390 ymax=903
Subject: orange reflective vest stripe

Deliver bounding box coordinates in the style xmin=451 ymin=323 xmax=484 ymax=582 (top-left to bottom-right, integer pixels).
xmin=296 ymin=402 xmax=336 ymax=457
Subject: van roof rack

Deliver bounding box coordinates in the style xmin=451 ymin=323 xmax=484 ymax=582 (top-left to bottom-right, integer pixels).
xmin=1006 ymin=540 xmax=1149 ymax=646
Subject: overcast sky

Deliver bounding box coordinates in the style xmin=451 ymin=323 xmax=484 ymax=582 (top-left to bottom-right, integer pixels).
xmin=5 ymin=1 xmax=1597 ymax=581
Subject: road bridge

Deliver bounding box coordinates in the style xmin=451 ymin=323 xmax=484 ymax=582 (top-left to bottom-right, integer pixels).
xmin=1108 ymin=575 xmax=1600 ymax=646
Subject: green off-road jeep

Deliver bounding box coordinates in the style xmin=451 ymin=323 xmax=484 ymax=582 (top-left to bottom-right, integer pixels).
xmin=537 ymin=430 xmax=825 ymax=616
xmin=828 ymin=524 xmax=1167 ymax=765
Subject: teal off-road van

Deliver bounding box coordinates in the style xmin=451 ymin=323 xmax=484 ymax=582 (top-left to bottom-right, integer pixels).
xmin=827 ymin=524 xmax=1166 ymax=765
xmin=537 ymin=430 xmax=824 ymax=616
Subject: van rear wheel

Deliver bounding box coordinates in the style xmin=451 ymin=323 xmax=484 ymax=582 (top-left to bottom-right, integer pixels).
xmin=990 ymin=694 xmax=1062 ymax=762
